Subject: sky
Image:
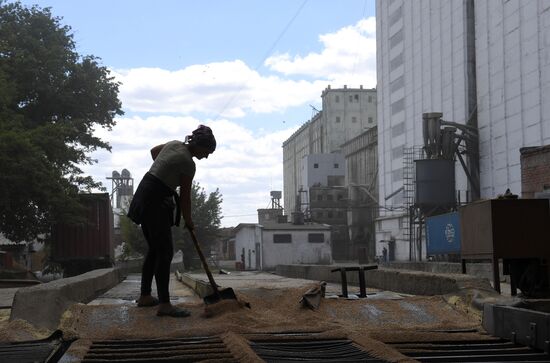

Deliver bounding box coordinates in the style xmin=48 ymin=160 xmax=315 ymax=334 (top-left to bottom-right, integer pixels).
xmin=18 ymin=0 xmax=377 ymax=227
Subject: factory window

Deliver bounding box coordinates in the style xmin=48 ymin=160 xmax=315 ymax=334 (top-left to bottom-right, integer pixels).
xmin=314 ymin=163 xmax=319 ymax=168
xmin=317 ymin=211 xmax=324 ymax=219
xmin=308 ymin=233 xmax=324 ymax=243
xmin=391 ymin=97 xmax=405 ymax=115
xmin=368 ymin=117 xmax=373 ymax=124
xmin=317 ymin=194 xmax=323 ymax=201
xmin=334 ymin=163 xmax=339 ymax=168
xmin=392 ymin=168 xmax=403 ymax=182
xmin=273 ymin=234 xmax=292 ymax=243
xmin=392 ymin=145 xmax=404 ymax=159
xmin=327 ymin=194 xmax=333 ymax=201
xmin=335 ymin=95 xmax=340 ymax=103
xmin=390 ymin=75 xmax=404 ymax=93
xmin=352 ymin=116 xmax=357 ymax=123
xmin=327 ymin=211 xmax=334 ymax=218
xmin=336 ymin=116 xmax=341 ymax=123
xmin=354 ymin=94 xmax=359 ymax=102
xmin=349 ymin=95 xmax=353 ymax=102
xmin=390 ymin=53 xmax=403 ymax=71
xmin=337 ymin=194 xmax=344 ymax=200
xmin=337 ymin=211 xmax=344 ymax=218
xmin=392 ymin=122 xmax=406 ymax=137
xmin=368 ymin=95 xmax=373 ymax=103
xmin=390 ymin=29 xmax=403 ymax=49
xmin=389 ymin=5 xmax=403 ymax=26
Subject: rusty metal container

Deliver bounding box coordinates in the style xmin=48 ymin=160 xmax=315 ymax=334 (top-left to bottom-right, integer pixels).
xmin=459 ymin=199 xmax=550 ymax=259
xmin=51 ymin=193 xmax=114 ymax=264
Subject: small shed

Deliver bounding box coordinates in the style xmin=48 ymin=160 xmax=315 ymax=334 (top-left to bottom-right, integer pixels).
xmin=233 ymin=221 xmax=332 ymax=271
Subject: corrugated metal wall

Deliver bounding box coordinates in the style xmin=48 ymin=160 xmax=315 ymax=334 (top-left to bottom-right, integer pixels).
xmin=51 ymin=193 xmax=114 ymax=261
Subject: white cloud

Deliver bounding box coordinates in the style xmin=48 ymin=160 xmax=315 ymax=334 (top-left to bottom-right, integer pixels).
xmin=112 ymin=18 xmax=376 ymax=118
xmin=113 ymin=61 xmax=329 ymax=118
xmin=82 ymin=116 xmax=297 ymax=226
xmin=264 ymin=17 xmax=377 ymax=87
xmin=86 ymin=18 xmax=377 ymax=226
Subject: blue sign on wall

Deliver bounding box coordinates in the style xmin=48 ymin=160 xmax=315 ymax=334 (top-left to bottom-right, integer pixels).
xmin=426 ymin=211 xmax=461 ymax=255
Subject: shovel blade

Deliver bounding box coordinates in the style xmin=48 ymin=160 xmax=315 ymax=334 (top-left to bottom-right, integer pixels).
xmin=203 ymin=287 xmax=238 ymax=305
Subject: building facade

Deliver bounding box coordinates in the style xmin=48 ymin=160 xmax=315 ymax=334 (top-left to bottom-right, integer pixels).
xmin=232 ymin=221 xmax=332 ymax=271
xmin=342 ymin=126 xmax=378 ymax=261
xmin=376 ymin=0 xmax=550 ymax=260
xmin=283 ymin=86 xmax=377 ymax=217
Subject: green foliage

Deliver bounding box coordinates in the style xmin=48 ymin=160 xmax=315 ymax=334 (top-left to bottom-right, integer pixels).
xmin=174 ymin=182 xmax=223 ymax=269
xmin=0 ymin=2 xmax=123 ymax=242
xmin=119 ymin=211 xmax=148 ymax=258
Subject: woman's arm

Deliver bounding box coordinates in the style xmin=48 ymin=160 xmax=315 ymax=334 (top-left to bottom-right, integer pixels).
xmin=179 ymin=174 xmax=194 ymax=230
xmin=150 ymin=144 xmax=166 ymax=160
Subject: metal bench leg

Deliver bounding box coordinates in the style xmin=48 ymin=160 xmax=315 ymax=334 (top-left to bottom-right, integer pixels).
xmin=340 ymin=269 xmax=348 ymax=298
xmin=358 ymin=268 xmax=367 ymax=298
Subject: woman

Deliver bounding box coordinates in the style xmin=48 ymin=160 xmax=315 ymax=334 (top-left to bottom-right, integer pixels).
xmin=127 ymin=125 xmax=216 ymax=317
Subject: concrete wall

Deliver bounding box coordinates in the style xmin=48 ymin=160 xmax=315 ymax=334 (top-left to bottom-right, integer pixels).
xmin=10 ymin=268 xmax=123 ymax=330
xmin=520 ymin=145 xmax=550 ymax=198
xmin=301 ymin=153 xmax=345 ymax=191
xmin=475 ymin=1 xmax=550 ymax=197
xmin=283 ymin=87 xmax=377 ymax=217
xmin=381 ymin=261 xmax=509 ymax=283
xmin=234 ymin=225 xmax=261 ymax=270
xmin=376 ymin=0 xmax=471 ymax=213
xmin=321 ymin=86 xmax=377 ymax=153
xmin=276 ymin=264 xmax=493 ymax=296
xmin=376 ymin=0 xmax=550 ymax=261
xmin=262 ymin=228 xmax=332 ymax=270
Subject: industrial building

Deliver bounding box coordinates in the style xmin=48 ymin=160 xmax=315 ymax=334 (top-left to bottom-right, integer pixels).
xmin=375 ymin=0 xmax=550 ymax=261
xmin=231 ymin=194 xmax=332 ymax=271
xmin=282 ymin=86 xmax=377 ymax=260
xmin=106 ymin=169 xmax=134 ymax=246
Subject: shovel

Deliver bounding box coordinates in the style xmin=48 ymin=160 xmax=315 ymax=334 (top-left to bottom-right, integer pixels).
xmin=188 ymin=228 xmax=241 ymax=305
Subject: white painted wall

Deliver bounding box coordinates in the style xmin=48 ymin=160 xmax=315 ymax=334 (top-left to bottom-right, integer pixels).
xmin=261 ymin=228 xmax=332 ymax=270
xmin=301 ymin=153 xmax=345 ymax=189
xmin=234 ymin=225 xmax=262 ymax=270
xmin=375 ymin=0 xmax=550 ymax=260
xmin=376 ymin=0 xmax=473 ymax=260
xmin=475 ymin=0 xmax=550 ymax=197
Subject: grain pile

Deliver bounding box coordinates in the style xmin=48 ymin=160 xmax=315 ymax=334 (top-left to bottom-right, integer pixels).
xmin=0 ymin=280 xmax=490 ymax=363
xmin=58 ymin=282 xmax=482 ymax=343
xmin=0 ymin=318 xmax=52 ymax=341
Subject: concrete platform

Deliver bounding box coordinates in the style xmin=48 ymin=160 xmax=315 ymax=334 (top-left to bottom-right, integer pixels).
xmin=90 ymin=273 xmax=201 ymax=305
xmin=10 ymin=268 xmax=123 ymax=330
xmin=0 ymin=288 xmax=19 ymax=309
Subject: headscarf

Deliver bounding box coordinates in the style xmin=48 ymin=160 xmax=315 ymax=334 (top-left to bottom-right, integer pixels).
xmin=186 ymin=125 xmax=216 ymax=153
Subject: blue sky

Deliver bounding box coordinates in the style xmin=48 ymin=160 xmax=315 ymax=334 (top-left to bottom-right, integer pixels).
xmin=18 ymin=0 xmax=377 ymax=226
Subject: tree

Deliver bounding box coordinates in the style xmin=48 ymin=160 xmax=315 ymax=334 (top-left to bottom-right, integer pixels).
xmin=119 ymin=181 xmax=223 ymax=270
xmin=0 ymin=2 xmax=123 ymax=242
xmin=174 ymin=182 xmax=223 ymax=270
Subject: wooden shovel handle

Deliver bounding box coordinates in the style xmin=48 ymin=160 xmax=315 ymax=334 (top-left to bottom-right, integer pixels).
xmin=188 ymin=228 xmax=220 ymax=295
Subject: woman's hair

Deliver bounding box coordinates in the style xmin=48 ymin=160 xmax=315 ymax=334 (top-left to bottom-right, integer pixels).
xmin=185 ymin=125 xmax=216 ymax=153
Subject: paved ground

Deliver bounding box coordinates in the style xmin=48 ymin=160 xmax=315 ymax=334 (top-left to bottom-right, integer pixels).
xmin=0 ymin=288 xmax=18 ymax=309
xmin=89 ymin=273 xmax=201 ymax=305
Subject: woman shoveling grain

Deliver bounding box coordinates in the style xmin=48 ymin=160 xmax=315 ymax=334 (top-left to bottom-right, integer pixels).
xmin=127 ymin=125 xmax=216 ymax=318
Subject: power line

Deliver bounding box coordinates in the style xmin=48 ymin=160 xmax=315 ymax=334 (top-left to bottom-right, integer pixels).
xmin=213 ymin=0 xmax=309 ymax=121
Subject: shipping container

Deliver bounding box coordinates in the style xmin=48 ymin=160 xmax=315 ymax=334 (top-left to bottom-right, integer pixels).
xmin=51 ymin=193 xmax=114 ymax=275
xmin=426 ymin=211 xmax=461 ymax=255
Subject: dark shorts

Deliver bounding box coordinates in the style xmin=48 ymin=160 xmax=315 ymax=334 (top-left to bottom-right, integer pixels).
xmin=127 ymin=172 xmax=180 ymax=226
